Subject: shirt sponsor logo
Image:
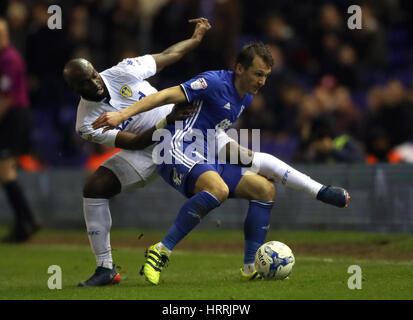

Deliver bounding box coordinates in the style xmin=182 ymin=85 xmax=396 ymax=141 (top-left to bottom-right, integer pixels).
xmin=190 ymin=78 xmax=208 ymax=90
xmin=215 ymin=118 xmax=232 ymax=131
xmin=120 ymin=85 xmax=132 ymax=98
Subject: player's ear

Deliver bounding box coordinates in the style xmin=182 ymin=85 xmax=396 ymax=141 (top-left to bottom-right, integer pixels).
xmin=234 ymin=63 xmax=244 ymax=76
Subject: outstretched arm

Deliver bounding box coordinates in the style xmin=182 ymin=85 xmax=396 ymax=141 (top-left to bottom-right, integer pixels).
xmin=114 ymin=102 xmax=196 ymax=150
xmin=92 ymin=86 xmax=187 ymax=131
xmin=152 ymin=18 xmax=211 ymax=72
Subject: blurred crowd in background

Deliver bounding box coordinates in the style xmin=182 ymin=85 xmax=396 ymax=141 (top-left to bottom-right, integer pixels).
xmin=1 ymin=0 xmax=413 ymax=169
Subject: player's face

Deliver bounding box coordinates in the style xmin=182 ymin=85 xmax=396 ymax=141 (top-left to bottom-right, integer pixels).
xmin=237 ymin=56 xmax=271 ymax=95
xmin=74 ymin=63 xmax=107 ymax=101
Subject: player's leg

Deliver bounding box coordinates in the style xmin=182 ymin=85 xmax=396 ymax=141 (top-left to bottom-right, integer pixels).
xmin=78 ymin=165 xmax=121 ymax=287
xmin=144 ymin=164 xmax=228 ymax=285
xmin=0 ymin=157 xmax=39 ymax=243
xmin=251 ymin=152 xmax=349 ymax=207
xmin=0 ymin=108 xmax=39 ymax=243
xmin=79 ymin=151 xmax=152 ymax=286
xmin=218 ymin=137 xmax=349 ymax=207
xmin=223 ymin=165 xmax=275 ymax=280
xmin=159 ymin=169 xmax=228 ymax=252
xmin=82 ymin=165 xmax=120 ymax=266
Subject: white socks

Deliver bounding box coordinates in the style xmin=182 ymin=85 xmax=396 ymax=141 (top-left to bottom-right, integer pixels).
xmin=83 ymin=198 xmax=113 ymax=269
xmin=251 ymin=152 xmax=323 ymax=198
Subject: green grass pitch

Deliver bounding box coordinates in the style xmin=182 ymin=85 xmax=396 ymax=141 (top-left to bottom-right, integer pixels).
xmin=0 ymin=227 xmax=412 ymax=300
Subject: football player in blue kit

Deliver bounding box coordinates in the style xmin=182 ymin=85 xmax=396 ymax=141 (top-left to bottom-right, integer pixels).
xmin=93 ymin=43 xmax=350 ymax=285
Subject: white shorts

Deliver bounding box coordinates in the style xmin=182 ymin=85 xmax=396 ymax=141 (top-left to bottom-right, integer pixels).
xmin=101 ymin=145 xmax=158 ymax=192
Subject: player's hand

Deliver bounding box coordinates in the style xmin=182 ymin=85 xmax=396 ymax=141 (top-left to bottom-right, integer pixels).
xmin=92 ymin=111 xmax=123 ymax=132
xmin=189 ymin=17 xmax=211 ymax=42
xmin=166 ymin=103 xmax=197 ymax=125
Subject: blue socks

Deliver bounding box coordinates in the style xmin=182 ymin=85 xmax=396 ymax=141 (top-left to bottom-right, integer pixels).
xmin=161 ymin=190 xmax=274 ymax=266
xmin=162 ymin=191 xmax=221 ymax=250
xmin=243 ymin=200 xmax=274 ymax=264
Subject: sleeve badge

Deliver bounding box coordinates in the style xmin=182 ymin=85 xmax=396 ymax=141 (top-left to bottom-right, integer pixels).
xmin=190 ymin=78 xmax=208 ymax=90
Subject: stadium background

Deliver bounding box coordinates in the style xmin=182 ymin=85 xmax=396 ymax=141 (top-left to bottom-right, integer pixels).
xmin=1 ymin=0 xmax=413 ymax=233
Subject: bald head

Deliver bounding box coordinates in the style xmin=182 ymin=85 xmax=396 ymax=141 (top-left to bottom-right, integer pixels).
xmin=63 ymin=58 xmax=92 ymax=86
xmin=0 ymin=18 xmax=10 ymax=50
xmin=63 ymin=58 xmax=108 ymax=101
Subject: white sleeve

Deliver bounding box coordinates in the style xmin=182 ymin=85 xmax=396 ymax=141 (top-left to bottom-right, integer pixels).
xmin=75 ymin=102 xmax=119 ymax=147
xmin=76 ymin=123 xmax=119 ymax=147
xmin=118 ymin=55 xmax=157 ymax=81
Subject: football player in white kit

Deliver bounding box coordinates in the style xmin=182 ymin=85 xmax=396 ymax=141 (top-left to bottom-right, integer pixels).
xmin=63 ymin=18 xmax=211 ymax=286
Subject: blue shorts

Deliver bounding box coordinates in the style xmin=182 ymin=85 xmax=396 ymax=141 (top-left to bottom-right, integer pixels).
xmin=157 ymin=161 xmax=243 ymax=198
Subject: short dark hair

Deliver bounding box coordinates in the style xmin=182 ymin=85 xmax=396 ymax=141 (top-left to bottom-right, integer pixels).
xmin=236 ymin=43 xmax=273 ymax=69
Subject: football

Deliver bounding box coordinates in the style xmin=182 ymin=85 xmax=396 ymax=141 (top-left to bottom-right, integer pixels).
xmin=254 ymin=241 xmax=295 ymax=280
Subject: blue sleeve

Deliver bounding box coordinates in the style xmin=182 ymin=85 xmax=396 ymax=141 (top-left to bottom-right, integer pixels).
xmin=245 ymin=94 xmax=254 ymax=108
xmin=180 ymin=71 xmax=220 ymax=103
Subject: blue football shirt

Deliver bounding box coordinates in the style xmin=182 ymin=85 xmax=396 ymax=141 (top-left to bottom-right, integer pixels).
xmin=162 ymin=70 xmax=253 ymax=164
xmin=180 ymin=70 xmax=253 ymax=135
xmin=155 ymin=70 xmax=253 ymax=195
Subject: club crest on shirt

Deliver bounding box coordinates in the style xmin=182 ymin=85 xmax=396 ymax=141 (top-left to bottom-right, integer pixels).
xmin=120 ymin=85 xmax=132 ymax=98
xmin=190 ymin=78 xmax=208 ymax=90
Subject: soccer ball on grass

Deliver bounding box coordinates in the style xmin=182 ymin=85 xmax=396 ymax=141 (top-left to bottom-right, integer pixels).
xmin=254 ymin=241 xmax=295 ymax=280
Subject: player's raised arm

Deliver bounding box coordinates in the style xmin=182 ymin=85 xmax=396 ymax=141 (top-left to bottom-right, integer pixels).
xmin=92 ymin=85 xmax=187 ymax=131
xmin=151 ymin=17 xmax=211 ymax=72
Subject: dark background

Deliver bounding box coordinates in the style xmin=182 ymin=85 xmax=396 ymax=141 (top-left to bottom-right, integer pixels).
xmin=2 ymin=0 xmax=413 ymax=167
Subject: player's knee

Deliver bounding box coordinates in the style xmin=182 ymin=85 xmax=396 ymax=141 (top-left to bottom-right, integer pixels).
xmin=261 ymin=180 xmax=276 ymax=201
xmin=195 ymin=171 xmax=229 ymax=203
xmin=83 ymin=167 xmax=121 ymax=199
xmin=253 ymin=179 xmax=276 ymax=201
xmin=83 ymin=180 xmax=119 ymax=199
xmin=83 ymin=178 xmax=103 ymax=198
xmin=206 ymin=183 xmax=229 ymax=203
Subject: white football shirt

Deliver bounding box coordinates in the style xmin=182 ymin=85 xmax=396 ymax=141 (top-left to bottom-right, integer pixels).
xmin=75 ymin=55 xmax=173 ymax=147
